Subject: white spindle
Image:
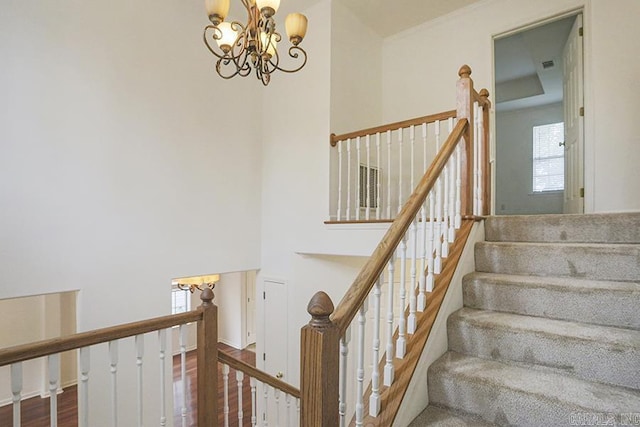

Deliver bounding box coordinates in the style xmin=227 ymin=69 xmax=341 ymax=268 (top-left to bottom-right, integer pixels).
xmin=337 ymin=140 xmax=343 ymax=221
xmin=478 ymin=105 xmax=484 ymax=215
xmin=473 ymin=101 xmax=480 ymax=216
xmin=339 ymin=327 xmax=351 ymax=427
xmin=384 ymin=255 xmax=395 ymax=386
xmin=356 ymin=136 xmax=361 ymax=221
xmin=274 ymin=388 xmax=281 ymax=426
xmin=397 ymin=128 xmax=403 ymax=214
xmin=355 ymin=299 xmax=368 ymax=426
xmin=48 ymin=353 xmax=60 ymax=427
xmin=448 ymin=119 xmax=457 ymax=243
xmin=296 ymin=399 xmax=301 ymax=426
xmin=410 ymin=125 xmax=416 ymax=191
xmin=418 ymin=123 xmax=428 ymax=312
xmin=369 ymin=275 xmax=382 ymax=416
xmin=237 ymin=370 xmax=245 ymax=425
xmin=263 ymin=384 xmax=270 ymax=427
xmin=286 ymin=394 xmax=292 ymax=427
xmin=366 ymin=134 xmax=371 ymax=220
xmin=179 ymin=324 xmax=187 ymax=427
xmin=376 ymin=132 xmax=381 ymax=220
xmin=222 ymin=364 xmax=230 ymax=427
xmin=109 ymin=340 xmax=118 ymax=427
xmin=426 ymin=188 xmax=435 ymax=294
xmin=434 ymin=121 xmax=443 ymax=275
xmin=135 ymin=334 xmax=144 ymax=427
xmin=346 ymin=138 xmax=352 ymax=220
xmin=442 ymin=149 xmax=450 ymax=259
xmin=11 ymin=363 xmax=22 ymax=427
xmin=455 ymin=134 xmax=462 ymax=229
xmin=407 ymin=215 xmax=418 ymax=335
xmin=158 ymin=330 xmax=167 ymax=427
xmin=250 ymin=377 xmax=257 ymax=427
xmin=79 ymin=347 xmax=90 ymax=427
xmin=397 ymin=232 xmax=408 ymax=357
xmin=386 ymin=130 xmax=392 ymax=219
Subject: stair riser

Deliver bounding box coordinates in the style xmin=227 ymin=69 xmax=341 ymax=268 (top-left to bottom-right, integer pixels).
xmin=448 ymin=316 xmax=640 ymax=389
xmin=485 ymin=213 xmax=640 ymax=243
xmin=428 ymin=369 xmax=595 ymax=427
xmin=463 ymin=278 xmax=640 ymax=330
xmin=475 ymin=243 xmax=640 ymax=281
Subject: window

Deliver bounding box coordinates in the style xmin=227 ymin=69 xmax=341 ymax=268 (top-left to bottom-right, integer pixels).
xmin=532 ymin=122 xmax=565 ymax=192
xmin=171 ymin=288 xmax=191 ymax=314
xmin=359 ymin=165 xmax=379 ymax=208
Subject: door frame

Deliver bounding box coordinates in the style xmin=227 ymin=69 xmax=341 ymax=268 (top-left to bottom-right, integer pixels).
xmin=489 ymin=5 xmax=594 ymax=213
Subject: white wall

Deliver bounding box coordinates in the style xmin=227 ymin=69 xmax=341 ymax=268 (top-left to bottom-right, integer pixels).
xmin=0 ymin=0 xmax=262 ymax=423
xmin=495 ymin=103 xmax=564 ymax=214
xmin=216 ymin=271 xmax=247 ymax=349
xmin=381 ymin=0 xmax=640 ymax=213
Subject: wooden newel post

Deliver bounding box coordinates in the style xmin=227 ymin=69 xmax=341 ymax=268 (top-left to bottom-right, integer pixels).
xmin=456 ymin=64 xmax=475 ymax=217
xmin=300 ymin=291 xmax=340 ymax=427
xmin=197 ymin=286 xmax=218 ymax=426
xmin=479 ymin=88 xmax=492 ymax=216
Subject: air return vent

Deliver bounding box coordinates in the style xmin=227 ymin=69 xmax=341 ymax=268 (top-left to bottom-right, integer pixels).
xmin=542 ymin=60 xmax=555 ymax=69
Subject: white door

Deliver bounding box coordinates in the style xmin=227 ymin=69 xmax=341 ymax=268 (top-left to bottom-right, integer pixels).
xmin=263 ymin=279 xmax=287 ymax=380
xmin=562 ymin=14 xmax=584 ymax=213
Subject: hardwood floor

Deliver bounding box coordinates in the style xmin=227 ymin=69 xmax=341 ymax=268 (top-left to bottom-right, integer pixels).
xmin=0 ymin=343 xmax=255 ymax=427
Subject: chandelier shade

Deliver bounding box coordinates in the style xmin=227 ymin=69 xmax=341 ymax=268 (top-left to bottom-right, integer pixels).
xmin=203 ymin=0 xmax=308 ymax=85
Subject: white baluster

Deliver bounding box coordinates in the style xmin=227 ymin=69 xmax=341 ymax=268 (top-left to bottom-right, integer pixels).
xmin=397 ymin=232 xmax=408 ymax=357
xmin=355 ymin=299 xmax=368 ymax=426
xmin=48 ymin=354 xmax=60 ymax=427
xmin=337 ymin=140 xmax=343 ymax=221
xmin=384 ymin=255 xmax=395 ymax=386
xmin=442 ymin=138 xmax=450 ymax=259
xmin=222 ymin=364 xmax=230 ymax=427
xmin=369 ymin=275 xmax=382 ymax=417
xmin=274 ymin=388 xmax=281 ymax=426
xmin=109 ymin=341 xmax=118 ymax=427
xmin=410 ymin=125 xmax=416 ymax=191
xmin=346 ymin=138 xmax=351 ymax=221
xmin=11 ymin=363 xmax=22 ymax=427
xmin=286 ymin=393 xmax=292 ymax=427
xmin=250 ymin=377 xmax=257 ymax=427
xmin=455 ymin=132 xmax=462 ymax=229
xmin=78 ymin=348 xmax=90 ymax=427
xmin=426 ymin=188 xmax=435 ymax=294
xmin=418 ymin=123 xmax=428 ymax=311
xmin=474 ymin=102 xmax=480 ymax=216
xmin=397 ymin=128 xmax=403 ymax=214
xmin=158 ymin=330 xmax=167 ymax=427
xmin=366 ymin=134 xmax=371 ymax=220
xmin=386 ymin=130 xmax=392 ymax=219
xmin=376 ymin=132 xmax=381 ymax=220
xmin=179 ymin=324 xmax=187 ymax=427
xmin=339 ymin=327 xmax=351 ymax=427
xmin=407 ymin=215 xmax=418 ymax=335
xmin=434 ymin=121 xmax=443 ymax=275
xmin=296 ymin=399 xmax=300 ymax=427
xmin=237 ymin=370 xmax=245 ymax=425
xmin=356 ymin=136 xmax=361 ymax=221
xmin=478 ymin=105 xmax=484 ymax=215
xmin=263 ymin=384 xmax=269 ymax=427
xmin=448 ymin=119 xmax=457 ymax=243
xmin=135 ymin=334 xmax=144 ymax=427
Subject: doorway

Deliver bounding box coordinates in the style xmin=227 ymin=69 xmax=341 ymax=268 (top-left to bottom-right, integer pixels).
xmin=494 ymin=13 xmax=584 ymax=215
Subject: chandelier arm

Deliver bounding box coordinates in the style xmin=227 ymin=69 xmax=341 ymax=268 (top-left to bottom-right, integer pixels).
xmin=272 ymin=46 xmax=308 ymax=73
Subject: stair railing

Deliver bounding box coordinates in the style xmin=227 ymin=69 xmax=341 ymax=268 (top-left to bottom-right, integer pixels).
xmin=301 ymin=65 xmax=491 ymax=426
xmin=0 ymin=287 xmax=299 ymax=427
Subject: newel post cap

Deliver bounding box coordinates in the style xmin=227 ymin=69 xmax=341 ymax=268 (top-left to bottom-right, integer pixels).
xmin=458 ymin=64 xmax=472 ymax=78
xmin=200 ymin=287 xmax=215 ymax=305
xmin=479 ymin=88 xmax=490 ymax=98
xmin=307 ymin=291 xmax=335 ymax=328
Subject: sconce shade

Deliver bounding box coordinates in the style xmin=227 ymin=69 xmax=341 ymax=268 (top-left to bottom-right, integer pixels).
xmin=216 ymin=22 xmax=238 ymax=50
xmin=285 ymin=13 xmax=307 ymax=45
xmin=256 ymin=0 xmax=280 ymax=14
xmin=206 ymin=0 xmax=230 ymax=22
xmin=260 ymin=32 xmax=277 ymax=57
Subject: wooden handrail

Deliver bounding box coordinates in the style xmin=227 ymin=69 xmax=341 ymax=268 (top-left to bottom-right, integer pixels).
xmin=0 ymin=310 xmax=203 ymax=367
xmin=330 ymin=118 xmax=469 ymax=334
xmin=329 ymin=110 xmax=457 ymax=147
xmin=218 ymin=350 xmax=301 ymax=398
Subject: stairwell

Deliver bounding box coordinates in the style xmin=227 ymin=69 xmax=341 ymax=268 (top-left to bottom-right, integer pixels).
xmin=410 ymin=213 xmax=640 ymax=426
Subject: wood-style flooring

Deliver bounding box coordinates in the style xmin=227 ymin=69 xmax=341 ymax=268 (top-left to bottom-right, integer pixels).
xmin=0 ymin=343 xmax=255 ymax=427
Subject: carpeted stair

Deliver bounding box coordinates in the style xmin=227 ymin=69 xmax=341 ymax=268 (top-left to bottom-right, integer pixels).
xmin=410 ymin=213 xmax=640 ymax=426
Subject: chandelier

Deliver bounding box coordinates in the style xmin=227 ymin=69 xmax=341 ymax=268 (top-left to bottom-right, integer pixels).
xmin=203 ymin=0 xmax=309 ymax=85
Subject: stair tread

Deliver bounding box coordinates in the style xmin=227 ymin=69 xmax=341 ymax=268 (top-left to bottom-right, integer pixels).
xmin=409 ymin=405 xmax=496 ymax=426
xmin=430 ymin=352 xmax=640 ymax=412
xmin=450 ymin=307 xmax=640 ymax=350
xmin=465 ymin=272 xmax=640 ymax=292
xmin=477 ymin=241 xmax=640 ymax=249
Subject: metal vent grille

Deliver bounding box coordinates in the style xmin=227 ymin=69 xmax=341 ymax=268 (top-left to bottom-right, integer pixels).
xmin=542 ymin=60 xmax=555 ymax=69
